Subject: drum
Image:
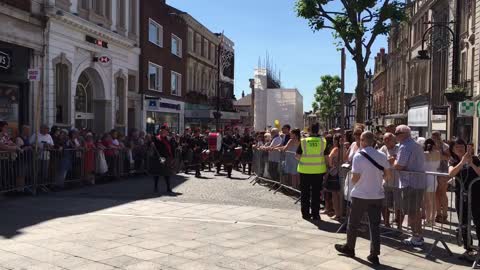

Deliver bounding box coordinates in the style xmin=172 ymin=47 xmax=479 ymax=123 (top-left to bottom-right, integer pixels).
xmin=234 ymin=146 xmax=243 ymax=159
xmin=208 ymin=133 xmax=222 ymax=152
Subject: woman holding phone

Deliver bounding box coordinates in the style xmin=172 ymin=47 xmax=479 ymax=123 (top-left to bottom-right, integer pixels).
xmin=448 ymin=139 xmax=480 ymax=261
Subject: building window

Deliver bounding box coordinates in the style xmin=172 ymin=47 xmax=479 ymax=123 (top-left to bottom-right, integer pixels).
xmin=203 ymin=39 xmax=208 ymax=57
xmin=210 ymin=44 xmax=215 ymax=62
xmin=188 ymin=29 xmax=194 ymax=52
xmin=128 ymin=74 xmax=136 ymax=92
xmin=129 ymin=0 xmax=137 ymax=36
xmin=171 ymin=34 xmax=182 ymax=57
xmin=187 ymin=67 xmax=193 ymax=91
xmin=148 ymin=62 xmax=163 ymax=92
xmin=93 ymin=0 xmax=104 ymax=15
xmin=117 ymin=0 xmax=126 ymax=30
xmin=171 ymin=71 xmax=182 ymax=96
xmin=55 ymin=63 xmax=70 ymax=124
xmin=116 ymin=77 xmax=126 ymax=126
xmin=79 ymin=0 xmax=89 ymax=9
xmin=195 ymin=33 xmax=201 ymax=54
xmin=148 ymin=19 xmax=163 ymax=47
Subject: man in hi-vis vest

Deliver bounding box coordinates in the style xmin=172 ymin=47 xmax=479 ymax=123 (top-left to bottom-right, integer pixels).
xmin=296 ymin=123 xmax=327 ymax=220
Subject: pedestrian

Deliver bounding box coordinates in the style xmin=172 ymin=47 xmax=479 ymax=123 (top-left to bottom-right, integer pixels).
xmin=278 ymin=128 xmax=301 ymax=188
xmin=335 ymin=131 xmax=392 ymax=266
xmin=0 ymin=121 xmax=21 ymax=190
xmin=151 ymin=125 xmax=175 ymax=194
xmin=392 ymin=125 xmax=426 ymax=246
xmin=432 ymin=131 xmax=450 ymax=223
xmin=423 ymin=138 xmax=440 ymax=227
xmin=266 ymin=128 xmax=283 ymax=182
xmin=281 ymin=124 xmax=291 ymax=146
xmin=325 ymin=133 xmax=343 ymax=220
xmin=30 ymin=124 xmax=54 ymax=185
xmin=448 ymin=138 xmax=480 ymax=261
xmin=296 ymin=123 xmax=327 ymax=221
xmin=378 ymin=132 xmax=400 ymax=228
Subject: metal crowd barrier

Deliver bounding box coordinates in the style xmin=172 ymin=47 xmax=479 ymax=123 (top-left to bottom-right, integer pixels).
xmin=251 ymin=150 xmax=480 ymax=262
xmin=0 ymin=146 xmax=153 ymax=194
xmin=251 ymin=148 xmax=301 ymax=199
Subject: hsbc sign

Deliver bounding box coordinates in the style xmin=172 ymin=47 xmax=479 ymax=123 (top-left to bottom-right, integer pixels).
xmin=0 ymin=50 xmax=11 ymax=70
xmin=93 ymin=56 xmax=111 ymax=64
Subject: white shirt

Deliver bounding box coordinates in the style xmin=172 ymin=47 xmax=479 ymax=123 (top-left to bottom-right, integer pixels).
xmin=30 ymin=133 xmax=54 ymax=160
xmin=351 ymin=146 xmax=391 ymax=200
xmin=268 ymin=136 xmax=283 ymax=162
xmin=379 ymin=144 xmax=400 ymax=188
xmin=29 ymin=133 xmax=54 ymax=148
xmin=348 ymin=142 xmax=360 ymax=162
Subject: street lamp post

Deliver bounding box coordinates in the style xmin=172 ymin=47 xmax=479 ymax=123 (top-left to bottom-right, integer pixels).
xmin=213 ymin=36 xmax=224 ymax=131
xmin=416 ymin=21 xmax=457 ymax=138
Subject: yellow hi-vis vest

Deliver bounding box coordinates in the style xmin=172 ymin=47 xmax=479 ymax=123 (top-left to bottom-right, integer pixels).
xmin=297 ymin=136 xmax=327 ymax=174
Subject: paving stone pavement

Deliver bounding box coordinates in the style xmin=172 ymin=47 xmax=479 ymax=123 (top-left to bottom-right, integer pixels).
xmin=0 ymin=170 xmax=473 ymax=269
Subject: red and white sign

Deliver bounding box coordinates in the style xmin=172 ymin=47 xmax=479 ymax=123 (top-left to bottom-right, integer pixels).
xmin=98 ymin=56 xmax=110 ymax=63
xmin=28 ymin=68 xmax=41 ymax=82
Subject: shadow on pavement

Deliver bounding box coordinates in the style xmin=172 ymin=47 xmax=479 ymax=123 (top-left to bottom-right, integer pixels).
xmin=0 ymin=174 xmax=189 ymax=239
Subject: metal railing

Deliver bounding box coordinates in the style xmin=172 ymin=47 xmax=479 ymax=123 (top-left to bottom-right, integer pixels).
xmin=251 ymin=150 xmax=479 ymax=264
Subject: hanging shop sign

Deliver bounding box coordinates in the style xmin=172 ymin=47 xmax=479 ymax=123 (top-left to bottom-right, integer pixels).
xmin=432 ymin=106 xmax=448 ymax=115
xmin=458 ymin=101 xmax=475 ymax=117
xmin=85 ymin=35 xmax=108 ymax=48
xmin=0 ymin=50 xmax=11 ymax=70
xmin=93 ymin=56 xmax=110 ymax=64
xmin=27 ymin=68 xmax=41 ymax=81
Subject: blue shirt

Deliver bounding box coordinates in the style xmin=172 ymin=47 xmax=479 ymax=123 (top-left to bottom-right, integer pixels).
xmin=397 ymin=137 xmax=426 ymax=189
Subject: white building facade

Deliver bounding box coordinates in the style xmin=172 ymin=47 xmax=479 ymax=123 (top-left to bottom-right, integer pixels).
xmin=253 ymin=68 xmax=303 ymax=131
xmin=44 ymin=0 xmax=141 ymax=134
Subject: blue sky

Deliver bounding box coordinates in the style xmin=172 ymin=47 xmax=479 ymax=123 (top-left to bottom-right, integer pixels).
xmin=167 ymin=0 xmax=387 ymax=111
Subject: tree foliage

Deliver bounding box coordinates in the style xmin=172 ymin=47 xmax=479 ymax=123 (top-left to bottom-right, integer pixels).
xmin=313 ymin=75 xmax=341 ymax=125
xmin=296 ymin=0 xmax=405 ymax=122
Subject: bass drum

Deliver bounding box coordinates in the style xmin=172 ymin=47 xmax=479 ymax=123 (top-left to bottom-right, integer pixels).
xmin=208 ymin=132 xmax=222 ymax=152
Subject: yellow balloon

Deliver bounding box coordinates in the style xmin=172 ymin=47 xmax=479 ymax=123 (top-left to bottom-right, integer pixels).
xmin=274 ymin=119 xmax=280 ymax=126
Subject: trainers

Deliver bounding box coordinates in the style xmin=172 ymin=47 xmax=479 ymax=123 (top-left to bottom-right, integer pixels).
xmin=334 ymin=244 xmax=355 ymax=257
xmin=403 ymin=236 xmax=424 ymax=247
xmin=367 ymin=254 xmax=380 ymax=265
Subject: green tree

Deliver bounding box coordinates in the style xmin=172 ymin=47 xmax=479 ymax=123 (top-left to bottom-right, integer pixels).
xmin=313 ymin=75 xmax=341 ymax=129
xmin=296 ymin=0 xmax=405 ymax=123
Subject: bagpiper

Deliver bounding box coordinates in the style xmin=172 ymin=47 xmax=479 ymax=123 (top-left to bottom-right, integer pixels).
xmin=240 ymin=128 xmax=254 ymax=175
xmin=217 ymin=128 xmax=236 ymax=178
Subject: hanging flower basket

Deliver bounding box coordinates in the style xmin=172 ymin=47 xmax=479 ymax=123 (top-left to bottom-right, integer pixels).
xmin=444 ymin=86 xmax=467 ymax=102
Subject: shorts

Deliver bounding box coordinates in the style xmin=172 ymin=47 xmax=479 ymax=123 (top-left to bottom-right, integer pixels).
xmin=401 ymin=187 xmax=424 ymax=216
xmin=383 ymin=187 xmax=402 ymax=210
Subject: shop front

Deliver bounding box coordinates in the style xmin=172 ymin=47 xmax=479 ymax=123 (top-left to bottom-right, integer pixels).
xmin=145 ymin=98 xmax=184 ymax=134
xmin=184 ymin=105 xmax=240 ymax=132
xmin=408 ymin=105 xmax=429 ymax=139
xmin=0 ymin=42 xmax=33 ymax=136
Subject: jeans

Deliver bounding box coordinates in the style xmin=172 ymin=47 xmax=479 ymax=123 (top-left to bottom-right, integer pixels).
xmin=346 ymin=197 xmax=383 ymax=256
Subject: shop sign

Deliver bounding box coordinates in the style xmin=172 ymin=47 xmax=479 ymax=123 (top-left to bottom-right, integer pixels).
xmin=93 ymin=56 xmax=110 ymax=64
xmin=159 ymin=102 xmax=181 ymax=110
xmin=85 ymin=35 xmax=108 ymax=48
xmin=477 ymin=102 xmax=480 ymax=117
xmin=458 ymin=101 xmax=475 ymax=117
xmin=407 ymin=105 xmax=428 ymax=127
xmin=27 ymin=68 xmax=41 ymax=81
xmin=432 ymin=106 xmax=448 ymax=115
xmin=0 ymin=50 xmax=11 ymax=70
